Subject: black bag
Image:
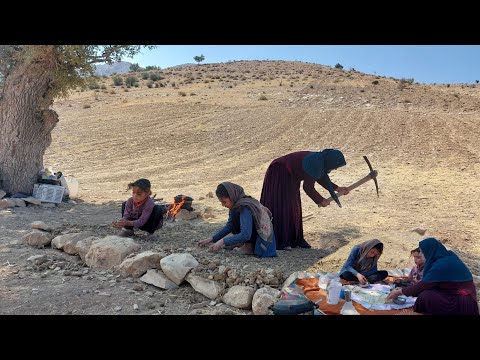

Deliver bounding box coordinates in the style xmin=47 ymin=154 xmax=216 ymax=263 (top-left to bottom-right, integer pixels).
xmin=271 ymin=298 xmax=318 ymax=315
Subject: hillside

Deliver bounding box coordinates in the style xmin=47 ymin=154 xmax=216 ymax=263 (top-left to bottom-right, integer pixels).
xmin=1 ymin=60 xmax=479 ymax=314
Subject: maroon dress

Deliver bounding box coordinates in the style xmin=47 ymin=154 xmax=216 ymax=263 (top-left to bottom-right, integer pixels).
xmin=402 ymin=280 xmax=479 ymax=315
xmin=260 ymin=151 xmax=337 ymax=250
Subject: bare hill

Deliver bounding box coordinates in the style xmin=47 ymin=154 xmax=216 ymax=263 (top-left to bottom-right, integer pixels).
xmin=1 ymin=60 xmax=479 ymax=314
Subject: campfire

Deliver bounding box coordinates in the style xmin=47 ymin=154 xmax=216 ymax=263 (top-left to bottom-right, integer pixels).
xmin=165 ymin=195 xmax=194 ymax=221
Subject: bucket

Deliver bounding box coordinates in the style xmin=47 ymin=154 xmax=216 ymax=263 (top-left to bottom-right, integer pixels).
xmin=62 ymin=176 xmax=79 ymax=197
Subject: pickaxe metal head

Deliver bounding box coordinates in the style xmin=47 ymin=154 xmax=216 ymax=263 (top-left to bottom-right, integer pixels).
xmin=363 ymin=155 xmax=379 ymax=197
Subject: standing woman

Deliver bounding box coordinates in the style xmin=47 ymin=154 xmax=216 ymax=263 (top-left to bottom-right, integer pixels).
xmin=260 ymin=149 xmax=349 ymax=250
xmin=387 ymin=237 xmax=479 ymax=315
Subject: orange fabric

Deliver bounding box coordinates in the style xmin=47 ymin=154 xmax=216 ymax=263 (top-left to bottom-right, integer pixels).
xmin=295 ymin=278 xmax=419 ymax=315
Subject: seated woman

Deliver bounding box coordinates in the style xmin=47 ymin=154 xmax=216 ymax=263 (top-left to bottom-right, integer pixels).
xmin=198 ymin=182 xmax=277 ymax=258
xmin=339 ymin=239 xmax=388 ymax=284
xmin=387 ymin=237 xmax=479 ymax=315
xmin=394 ymin=247 xmax=425 ymax=287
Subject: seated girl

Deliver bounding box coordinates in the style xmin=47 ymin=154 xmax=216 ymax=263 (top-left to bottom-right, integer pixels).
xmin=198 ymin=182 xmax=277 ymax=257
xmin=394 ymin=247 xmax=425 ymax=287
xmin=339 ymin=239 xmax=388 ymax=284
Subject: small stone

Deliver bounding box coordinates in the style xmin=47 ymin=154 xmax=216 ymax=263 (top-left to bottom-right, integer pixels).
xmin=209 ymin=300 xmax=216 ymax=306
xmin=98 ymin=292 xmax=111 ymax=297
xmin=145 ymin=291 xmax=154 ymax=297
xmin=114 ymin=306 xmax=122 ymax=312
xmin=133 ymin=304 xmax=139 ymax=310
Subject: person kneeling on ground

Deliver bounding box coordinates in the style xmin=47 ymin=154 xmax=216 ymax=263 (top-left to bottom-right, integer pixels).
xmin=387 ymin=237 xmax=479 ymax=315
xmin=339 ymin=239 xmax=388 ymax=284
xmin=198 ymin=182 xmax=277 ymax=257
xmin=113 ymin=178 xmax=166 ymax=239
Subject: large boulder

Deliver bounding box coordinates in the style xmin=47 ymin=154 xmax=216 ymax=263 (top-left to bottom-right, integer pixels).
xmin=117 ymin=250 xmax=164 ymax=278
xmin=222 ymin=285 xmax=255 ymax=309
xmin=185 ymin=273 xmax=224 ymax=300
xmin=252 ymin=286 xmax=281 ymax=315
xmin=160 ymin=253 xmax=199 ymax=285
xmin=140 ymin=269 xmax=178 ymax=290
xmin=22 ymin=230 xmax=53 ymax=247
xmin=74 ymin=236 xmax=100 ymax=260
xmin=85 ymin=235 xmax=141 ymax=269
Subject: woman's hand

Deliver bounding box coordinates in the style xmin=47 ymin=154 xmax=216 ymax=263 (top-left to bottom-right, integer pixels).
xmin=319 ymin=199 xmax=331 ymax=207
xmin=336 ymin=186 xmax=350 ymax=195
xmin=198 ymin=237 xmax=213 ymax=247
xmin=387 ymin=288 xmax=403 ymax=301
xmin=209 ymin=239 xmax=224 ymax=252
xmin=356 ymin=273 xmax=368 ymax=285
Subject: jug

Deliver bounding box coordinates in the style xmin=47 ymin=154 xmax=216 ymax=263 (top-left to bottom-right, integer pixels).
xmin=326 ymin=278 xmax=342 ymax=305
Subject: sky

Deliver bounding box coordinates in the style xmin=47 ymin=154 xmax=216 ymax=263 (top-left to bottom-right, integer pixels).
xmin=129 ymin=45 xmax=480 ymax=85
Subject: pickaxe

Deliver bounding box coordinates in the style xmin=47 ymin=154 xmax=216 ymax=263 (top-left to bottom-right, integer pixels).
xmin=324 ymin=155 xmax=379 ymax=207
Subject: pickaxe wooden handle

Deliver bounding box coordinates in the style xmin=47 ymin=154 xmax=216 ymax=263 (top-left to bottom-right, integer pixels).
xmin=324 ymin=156 xmax=379 ymax=205
xmin=325 ymin=170 xmax=378 ymax=203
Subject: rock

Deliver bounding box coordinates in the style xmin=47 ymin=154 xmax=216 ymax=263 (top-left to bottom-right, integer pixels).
xmin=252 ymin=286 xmax=281 ymax=315
xmin=174 ymin=209 xmax=198 ymax=220
xmin=140 ymin=269 xmax=178 ymax=290
xmin=114 ymin=306 xmax=122 ymax=312
xmin=185 ymin=273 xmax=224 ymax=300
xmin=62 ymin=231 xmax=94 ymax=254
xmin=22 ymin=230 xmax=53 ymax=247
xmin=160 ymin=253 xmax=199 ymax=285
xmin=222 ymin=285 xmax=255 ymax=309
xmin=21 ymin=197 xmax=42 ymax=205
xmin=133 ymin=304 xmax=139 ymax=310
xmin=85 ymin=235 xmax=141 ymax=269
xmin=190 ymin=301 xmax=210 ymax=310
xmin=74 ymin=236 xmax=99 ymax=260
xmin=98 ymin=292 xmax=111 ymax=297
xmin=0 ymin=198 xmax=16 ymax=209
xmin=412 ymin=227 xmax=427 ymax=235
xmin=117 ymin=250 xmax=163 ymax=278
xmin=206 ymin=192 xmax=213 ymax=198
xmin=52 ymin=233 xmax=83 ymax=250
xmin=27 ymin=254 xmax=47 ymax=263
xmin=12 ymin=198 xmax=26 ymax=207
xmin=0 ymin=189 xmax=5 ymax=199
xmin=31 ymin=221 xmax=50 ymax=231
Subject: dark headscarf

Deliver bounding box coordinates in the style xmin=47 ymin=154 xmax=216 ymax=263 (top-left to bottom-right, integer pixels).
xmin=355 ymin=239 xmax=383 ymax=272
xmin=221 ymin=182 xmax=274 ymax=243
xmin=419 ymin=237 xmax=472 ymax=283
xmin=302 ymin=149 xmax=346 ymax=207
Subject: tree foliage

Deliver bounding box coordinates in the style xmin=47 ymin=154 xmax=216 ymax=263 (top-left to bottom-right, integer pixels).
xmin=0 ymin=45 xmax=154 ymax=99
xmin=194 ymin=54 xmax=205 ymax=65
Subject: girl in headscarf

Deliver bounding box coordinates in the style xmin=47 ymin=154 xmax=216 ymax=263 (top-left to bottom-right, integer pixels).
xmin=259 ymin=149 xmax=349 ymax=250
xmin=387 ymin=238 xmax=479 ymax=315
xmin=198 ymin=182 xmax=277 ymax=257
xmin=339 ymin=239 xmax=388 ymax=284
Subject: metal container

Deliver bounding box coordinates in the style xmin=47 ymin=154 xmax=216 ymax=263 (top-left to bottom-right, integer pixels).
xmin=343 ymin=289 xmax=352 ymax=302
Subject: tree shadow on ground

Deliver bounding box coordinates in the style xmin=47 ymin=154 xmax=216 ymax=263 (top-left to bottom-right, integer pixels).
xmin=307 ymin=227 xmax=362 ymax=259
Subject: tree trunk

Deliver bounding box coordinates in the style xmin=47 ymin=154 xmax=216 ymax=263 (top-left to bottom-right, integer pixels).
xmin=0 ymin=46 xmax=59 ymax=195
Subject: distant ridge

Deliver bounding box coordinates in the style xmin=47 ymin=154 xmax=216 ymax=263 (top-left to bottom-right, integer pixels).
xmin=94 ymin=61 xmax=133 ymax=76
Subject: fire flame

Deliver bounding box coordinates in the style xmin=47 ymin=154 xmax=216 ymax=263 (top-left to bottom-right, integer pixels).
xmin=165 ymin=195 xmax=186 ymax=221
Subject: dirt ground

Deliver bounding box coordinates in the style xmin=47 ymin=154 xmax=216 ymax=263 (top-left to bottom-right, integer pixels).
xmin=1 ymin=60 xmax=479 ymax=314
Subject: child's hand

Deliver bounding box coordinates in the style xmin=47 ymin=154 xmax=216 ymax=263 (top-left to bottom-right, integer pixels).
xmin=113 ymin=219 xmax=131 ymax=228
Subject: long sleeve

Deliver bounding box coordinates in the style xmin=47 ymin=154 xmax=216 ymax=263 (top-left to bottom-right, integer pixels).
xmin=302 ymin=176 xmax=325 ymax=204
xmin=212 ymin=211 xmax=234 ymax=242
xmin=122 ymin=198 xmax=134 ymax=220
xmin=401 ymin=281 xmax=437 ymax=297
xmin=223 ymin=208 xmax=253 ymax=247
xmin=340 ymin=246 xmax=361 ymax=277
xmin=317 ymin=177 xmax=338 ymax=192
